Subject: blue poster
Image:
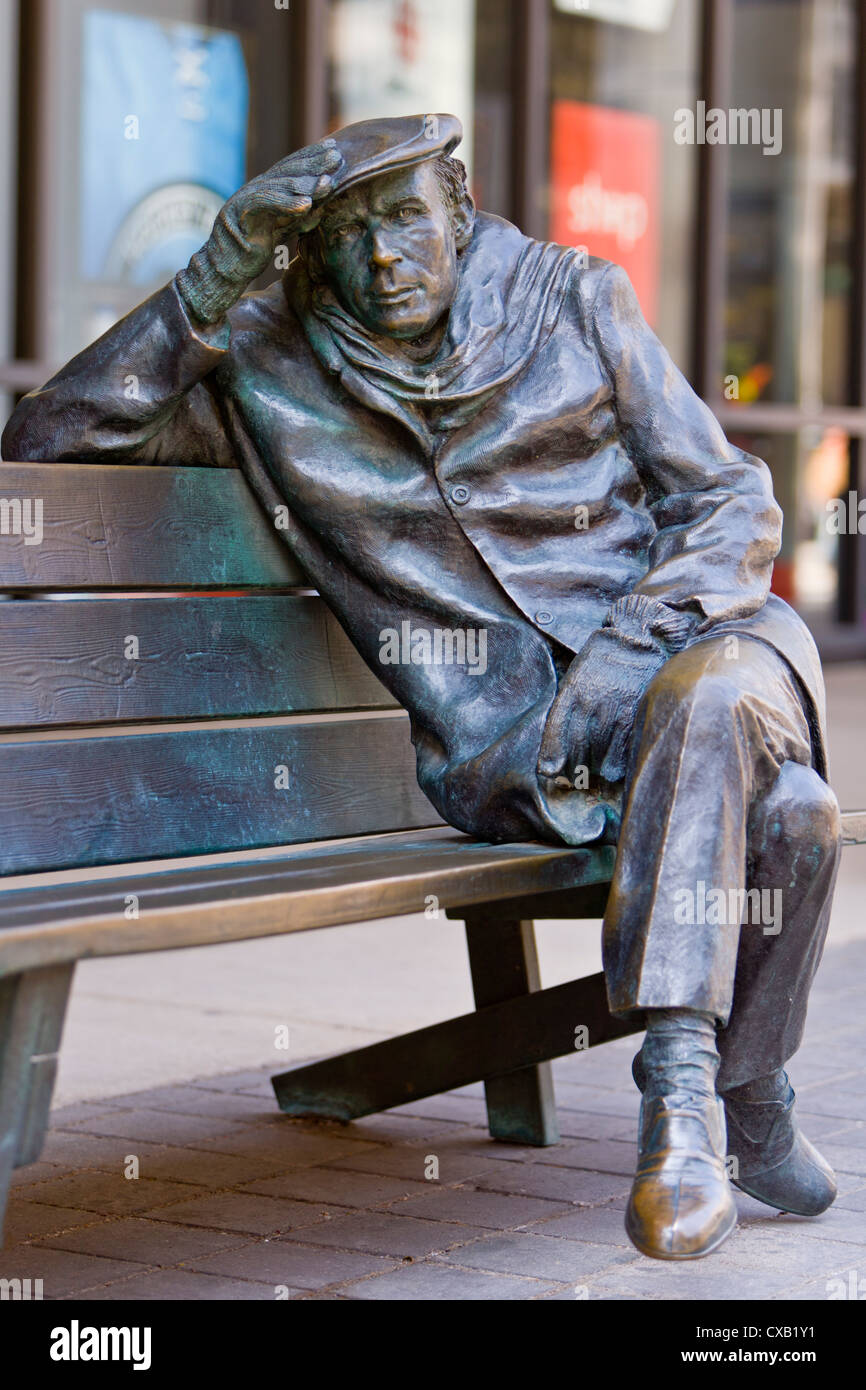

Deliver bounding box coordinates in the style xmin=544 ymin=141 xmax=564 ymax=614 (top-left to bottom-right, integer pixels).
xmin=80 ymin=9 xmax=248 ymax=284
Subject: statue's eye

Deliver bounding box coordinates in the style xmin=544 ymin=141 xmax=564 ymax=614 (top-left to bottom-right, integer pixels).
xmin=332 ymin=223 xmax=359 ymax=241
xmin=393 ymin=206 xmax=418 ymax=222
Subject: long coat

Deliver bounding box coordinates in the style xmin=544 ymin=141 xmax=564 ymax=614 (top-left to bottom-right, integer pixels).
xmin=2 ymin=211 xmax=827 ymax=845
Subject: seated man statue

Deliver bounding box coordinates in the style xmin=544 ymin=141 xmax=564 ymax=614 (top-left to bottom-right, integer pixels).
xmin=2 ymin=114 xmax=842 ymax=1260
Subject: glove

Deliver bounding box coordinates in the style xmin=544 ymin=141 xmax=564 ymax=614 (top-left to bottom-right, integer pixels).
xmin=537 ymin=594 xmax=696 ymax=786
xmin=176 ymin=139 xmax=343 ymax=325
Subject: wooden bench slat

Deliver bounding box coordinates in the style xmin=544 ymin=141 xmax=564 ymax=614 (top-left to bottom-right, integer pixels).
xmin=0 ymin=595 xmax=395 ymax=727
xmin=0 ymin=464 xmax=302 ymax=588
xmin=0 ymin=829 xmax=617 ymax=976
xmin=0 ymin=715 xmax=440 ymax=873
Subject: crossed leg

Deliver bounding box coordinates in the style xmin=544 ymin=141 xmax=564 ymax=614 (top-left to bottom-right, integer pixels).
xmin=599 ymin=633 xmax=841 ymax=1257
xmin=603 ymin=632 xmax=840 ymax=1050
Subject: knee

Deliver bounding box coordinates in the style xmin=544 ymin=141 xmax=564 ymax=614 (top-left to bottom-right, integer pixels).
xmin=754 ymin=761 xmax=841 ymax=860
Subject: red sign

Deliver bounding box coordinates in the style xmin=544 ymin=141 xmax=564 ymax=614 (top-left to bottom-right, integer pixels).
xmin=550 ymin=100 xmax=660 ymax=326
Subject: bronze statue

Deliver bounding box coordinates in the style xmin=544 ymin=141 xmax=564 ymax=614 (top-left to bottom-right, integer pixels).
xmin=2 ymin=114 xmax=841 ymax=1260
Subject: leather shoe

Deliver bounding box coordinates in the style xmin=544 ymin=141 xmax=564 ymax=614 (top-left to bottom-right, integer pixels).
xmin=627 ymin=1090 xmax=737 ymax=1259
xmin=626 ymin=1011 xmax=737 ymax=1259
xmin=724 ymin=1071 xmax=837 ymax=1216
xmin=633 ymin=1051 xmax=837 ymax=1216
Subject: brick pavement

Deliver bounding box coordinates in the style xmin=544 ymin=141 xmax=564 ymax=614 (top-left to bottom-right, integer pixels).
xmin=2 ymin=937 xmax=865 ymax=1302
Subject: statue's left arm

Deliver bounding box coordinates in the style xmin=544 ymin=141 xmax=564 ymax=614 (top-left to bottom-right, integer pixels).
xmin=589 ymin=261 xmax=782 ymax=628
xmin=538 ymin=261 xmax=783 ymax=786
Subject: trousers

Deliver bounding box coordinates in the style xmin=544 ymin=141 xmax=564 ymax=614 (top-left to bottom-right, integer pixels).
xmin=601 ymin=633 xmax=841 ymax=1090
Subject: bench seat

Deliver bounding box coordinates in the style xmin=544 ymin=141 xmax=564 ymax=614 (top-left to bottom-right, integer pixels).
xmin=0 ymin=828 xmax=615 ymax=974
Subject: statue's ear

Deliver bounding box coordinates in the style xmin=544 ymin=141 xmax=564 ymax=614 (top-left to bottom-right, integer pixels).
xmin=452 ymin=192 xmax=476 ymax=253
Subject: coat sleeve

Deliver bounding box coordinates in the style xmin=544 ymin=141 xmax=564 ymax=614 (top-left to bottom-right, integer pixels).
xmin=1 ymin=280 xmax=234 ymax=466
xmin=586 ymin=261 xmax=782 ymax=630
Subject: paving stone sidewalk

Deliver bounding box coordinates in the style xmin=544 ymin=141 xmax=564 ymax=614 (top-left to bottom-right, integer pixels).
xmin=2 ymin=938 xmax=866 ymax=1302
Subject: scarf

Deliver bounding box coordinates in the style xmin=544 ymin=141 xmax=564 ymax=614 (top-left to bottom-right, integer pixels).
xmin=284 ymin=212 xmax=578 ymax=453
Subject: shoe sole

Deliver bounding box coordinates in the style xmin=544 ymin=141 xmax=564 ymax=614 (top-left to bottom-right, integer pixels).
xmin=625 ymin=1203 xmax=737 ymax=1261
xmin=731 ymin=1177 xmax=832 ymax=1216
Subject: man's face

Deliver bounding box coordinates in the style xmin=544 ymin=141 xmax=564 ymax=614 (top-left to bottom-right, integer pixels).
xmin=315 ymin=162 xmax=462 ymax=341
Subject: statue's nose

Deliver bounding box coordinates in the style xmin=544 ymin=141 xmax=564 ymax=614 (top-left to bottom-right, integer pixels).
xmin=369 ymin=230 xmax=401 ymax=268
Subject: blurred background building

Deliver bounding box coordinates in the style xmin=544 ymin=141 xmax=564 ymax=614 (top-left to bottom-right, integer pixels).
xmin=1 ymin=0 xmax=865 ymax=658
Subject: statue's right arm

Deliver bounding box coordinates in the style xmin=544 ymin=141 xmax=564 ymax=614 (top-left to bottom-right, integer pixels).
xmin=2 ymin=138 xmax=343 ymax=466
xmin=1 ymin=281 xmax=235 ymax=465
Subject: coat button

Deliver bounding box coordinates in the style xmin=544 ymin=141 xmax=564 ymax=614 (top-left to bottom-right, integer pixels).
xmin=451 ymin=484 xmax=471 ymax=505
xmin=535 ymin=611 xmax=553 ymax=625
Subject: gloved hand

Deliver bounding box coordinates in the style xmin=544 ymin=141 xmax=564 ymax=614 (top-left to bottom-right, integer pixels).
xmin=537 ymin=595 xmax=696 ymax=786
xmin=176 ymin=139 xmax=343 ymax=325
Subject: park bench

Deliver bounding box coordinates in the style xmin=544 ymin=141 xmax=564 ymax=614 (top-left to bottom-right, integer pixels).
xmin=0 ymin=460 xmax=864 ymax=1245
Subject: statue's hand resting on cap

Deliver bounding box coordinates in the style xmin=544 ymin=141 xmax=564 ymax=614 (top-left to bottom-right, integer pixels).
xmin=177 ymin=140 xmax=344 ymax=327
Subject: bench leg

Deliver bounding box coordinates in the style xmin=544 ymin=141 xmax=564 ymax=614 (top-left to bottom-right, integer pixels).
xmin=465 ymin=914 xmax=558 ymax=1146
xmin=0 ymin=964 xmax=74 ymax=1242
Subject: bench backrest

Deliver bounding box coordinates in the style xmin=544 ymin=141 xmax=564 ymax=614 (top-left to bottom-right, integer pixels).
xmin=0 ymin=463 xmax=441 ymax=876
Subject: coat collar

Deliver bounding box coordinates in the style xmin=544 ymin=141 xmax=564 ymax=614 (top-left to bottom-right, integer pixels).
xmin=284 ymin=213 xmax=578 ymax=453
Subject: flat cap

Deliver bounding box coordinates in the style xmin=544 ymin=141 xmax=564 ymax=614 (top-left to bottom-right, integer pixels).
xmin=322 ymin=113 xmax=463 ymax=201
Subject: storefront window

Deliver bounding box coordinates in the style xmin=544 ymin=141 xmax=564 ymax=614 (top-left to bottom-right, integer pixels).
xmin=21 ymin=0 xmax=291 ymax=365
xmin=79 ymin=7 xmax=248 ymax=345
xmin=727 ymin=426 xmax=851 ymax=628
xmin=329 ymin=0 xmax=476 ymax=171
xmin=327 ymin=0 xmax=512 ymax=215
xmin=548 ymin=0 xmax=699 ymax=371
xmin=724 ymin=0 xmax=858 ymax=409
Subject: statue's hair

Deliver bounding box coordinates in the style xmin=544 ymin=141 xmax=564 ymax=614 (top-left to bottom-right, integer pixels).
xmin=297 ymin=153 xmax=472 ymax=283
xmin=431 ymin=154 xmax=470 ymax=212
